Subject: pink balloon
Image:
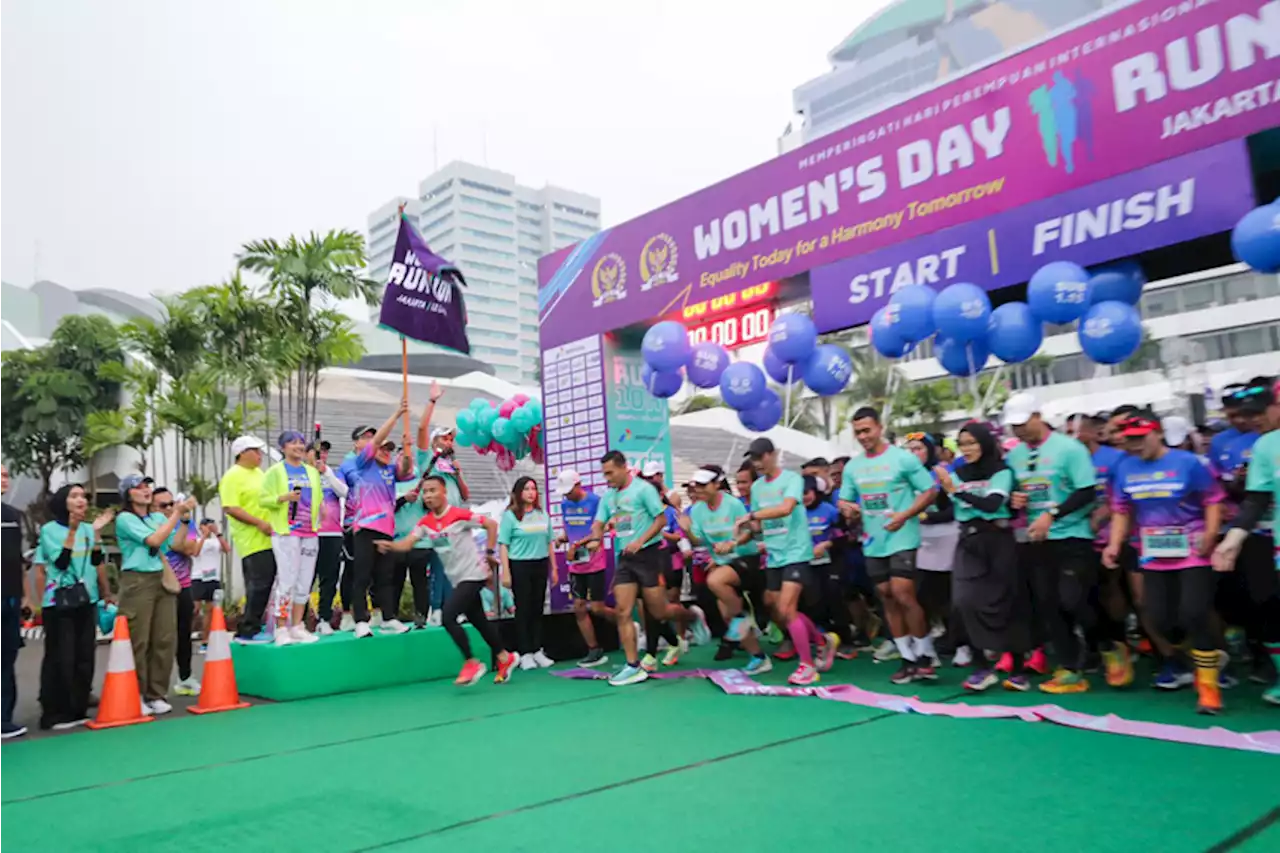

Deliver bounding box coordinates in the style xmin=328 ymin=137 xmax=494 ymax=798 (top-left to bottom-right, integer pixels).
xmin=512 ymin=393 xmax=530 ymax=406
xmin=499 ymin=400 xmax=518 ymax=418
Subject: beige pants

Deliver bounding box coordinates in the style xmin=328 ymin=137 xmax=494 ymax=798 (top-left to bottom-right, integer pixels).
xmin=118 ymin=571 xmax=178 ymax=701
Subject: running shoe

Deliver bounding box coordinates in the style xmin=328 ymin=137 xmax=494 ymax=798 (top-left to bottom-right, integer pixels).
xmin=872 ymin=639 xmax=900 ymax=663
xmin=764 ymin=622 xmax=784 ymax=645
xmin=1262 ymin=682 xmax=1280 ymax=705
xmin=1102 ymin=643 xmax=1134 ymax=688
xmin=197 ymin=643 xmax=209 ymax=655
xmin=1039 ymin=669 xmax=1089 ymax=694
xmin=1153 ymin=661 xmax=1193 ymax=690
xmin=494 ymin=653 xmax=518 ymax=684
xmin=1002 ymin=674 xmax=1031 ymax=692
xmin=1194 ymin=669 xmax=1222 ymax=715
xmin=609 ymin=663 xmax=649 ymax=686
xmin=519 ymin=653 xmax=538 ymax=670
xmin=774 ymin=640 xmax=797 ymax=661
xmin=353 ymin=622 xmax=373 ymax=639
xmin=149 ymin=699 xmax=173 ymax=715
xmin=688 ymin=606 xmax=712 ymax=646
xmin=414 ymin=614 xmax=427 ymax=630
xmin=234 ymin=630 xmax=270 ymax=645
xmin=836 ymin=644 xmax=858 ymax=660
xmin=455 ymin=660 xmax=486 ymax=686
xmin=380 ymin=619 xmax=409 ymax=635
xmin=890 ymin=660 xmax=917 ymax=685
xmin=1025 ymin=648 xmax=1049 ymax=675
xmin=726 ymin=616 xmax=750 ymax=643
xmin=952 ymin=646 xmax=973 ymax=668
xmin=51 ymin=718 xmax=90 ymax=731
xmin=1 ymin=722 xmax=27 ymax=740
xmin=578 ymin=648 xmax=609 ymax=668
xmin=714 ymin=641 xmax=737 ymax=661
xmin=173 ymin=677 xmax=201 ymax=697
xmin=291 ymin=624 xmax=319 ymax=644
xmin=662 ymin=639 xmax=687 ymax=667
xmin=640 ymin=653 xmax=659 ymax=673
xmin=316 ymin=622 xmax=335 ymax=637
xmin=914 ymin=659 xmax=938 ymax=681
xmin=273 ymin=630 xmax=295 ymax=647
xmin=533 ymin=650 xmax=555 ymax=668
xmin=744 ymin=655 xmax=773 ymax=675
xmin=995 ymin=652 xmax=1014 ymax=674
xmin=964 ymin=670 xmax=998 ymax=692
xmin=816 ymin=632 xmax=839 ymax=673
xmin=339 ymin=612 xmax=356 ymax=632
xmin=788 ymin=663 xmax=819 ymax=685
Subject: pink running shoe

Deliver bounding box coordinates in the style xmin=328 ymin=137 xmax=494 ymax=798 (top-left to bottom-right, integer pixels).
xmin=788 ymin=663 xmax=820 ymax=686
xmin=455 ymin=660 xmax=487 ymax=686
xmin=1026 ymin=648 xmax=1049 ymax=675
xmin=995 ymin=653 xmax=1014 ymax=674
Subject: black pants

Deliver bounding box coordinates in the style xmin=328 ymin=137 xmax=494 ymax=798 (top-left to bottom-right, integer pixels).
xmin=351 ymin=529 xmax=396 ymax=623
xmin=394 ymin=550 xmax=431 ymax=619
xmin=39 ymin=603 xmax=96 ymax=726
xmin=509 ymin=558 xmax=549 ymax=654
xmin=1025 ymin=538 xmax=1098 ymax=670
xmin=316 ymin=536 xmax=344 ymax=621
xmin=237 ymin=549 xmax=277 ymax=639
xmin=813 ymin=562 xmax=854 ymax=644
xmin=340 ymin=531 xmax=356 ymax=614
xmin=2 ymin=597 xmax=22 ymax=727
xmin=176 ymin=587 xmax=194 ymax=681
xmin=1144 ymin=566 xmax=1216 ymax=652
xmin=442 ymin=580 xmax=505 ymax=664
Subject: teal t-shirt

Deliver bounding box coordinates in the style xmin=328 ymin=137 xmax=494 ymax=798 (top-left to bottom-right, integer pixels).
xmin=34 ymin=521 xmax=99 ymax=607
xmin=838 ymin=446 xmax=936 ymax=558
xmin=953 ymin=469 xmax=1015 ymax=523
xmin=1006 ymin=431 xmax=1097 ymax=540
xmin=750 ymin=470 xmax=813 ymax=568
xmin=116 ymin=512 xmax=170 ymax=572
xmin=688 ymin=493 xmax=758 ymax=565
xmin=499 ymin=508 xmax=552 ymax=561
xmin=394 ymin=479 xmax=430 ymax=547
xmin=595 ymin=476 xmax=664 ymax=551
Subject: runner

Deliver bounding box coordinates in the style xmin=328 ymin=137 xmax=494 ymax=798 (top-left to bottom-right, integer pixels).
xmin=907 ymin=433 xmax=966 ymax=668
xmin=337 ymin=424 xmax=378 ymax=630
xmin=555 ymin=470 xmax=616 ymax=668
xmin=680 ymin=465 xmax=771 ymax=674
xmin=735 ymin=461 xmax=774 ymax=640
xmin=838 ymin=408 xmax=939 ymax=684
xmin=739 ymin=438 xmax=824 ymax=686
xmin=307 ymin=441 xmax=349 ymax=635
xmin=934 ymin=422 xmax=1031 ymax=691
xmin=803 ymin=474 xmax=843 ymax=672
xmin=643 ymin=462 xmax=703 ymax=664
xmin=1105 ymin=413 xmax=1225 ymax=713
xmin=376 ymin=476 xmax=518 ymax=686
xmin=262 ymin=430 xmax=322 ymax=645
xmin=1002 ymin=392 xmax=1101 ymax=695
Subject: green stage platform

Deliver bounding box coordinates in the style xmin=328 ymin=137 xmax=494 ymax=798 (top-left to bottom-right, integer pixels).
xmin=231 ymin=626 xmax=476 ymax=701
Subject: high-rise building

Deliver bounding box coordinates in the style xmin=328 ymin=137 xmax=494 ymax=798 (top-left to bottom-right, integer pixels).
xmin=367 ymin=162 xmax=601 ymax=386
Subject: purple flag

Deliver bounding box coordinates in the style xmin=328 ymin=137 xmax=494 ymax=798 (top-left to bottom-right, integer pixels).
xmin=378 ymin=215 xmax=470 ymax=354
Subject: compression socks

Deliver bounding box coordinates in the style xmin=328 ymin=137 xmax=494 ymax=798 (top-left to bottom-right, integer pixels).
xmin=893 ymin=636 xmax=918 ymax=662
xmin=787 ymin=616 xmax=814 ymax=666
xmin=1192 ymin=649 xmax=1222 ymax=711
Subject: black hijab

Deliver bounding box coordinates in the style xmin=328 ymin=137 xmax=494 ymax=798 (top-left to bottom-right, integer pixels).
xmin=47 ymin=483 xmax=82 ymax=527
xmin=955 ymin=422 xmax=1006 ymax=482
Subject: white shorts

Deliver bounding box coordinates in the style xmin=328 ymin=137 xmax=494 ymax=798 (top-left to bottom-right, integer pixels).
xmin=272 ymin=534 xmax=319 ymax=605
xmin=917 ymin=523 xmax=958 ymax=572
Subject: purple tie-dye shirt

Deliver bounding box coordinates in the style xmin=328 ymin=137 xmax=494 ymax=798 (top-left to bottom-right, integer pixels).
xmin=349 ymin=443 xmax=413 ymax=536
xmin=318 ymin=475 xmax=343 ymax=536
xmin=1111 ymin=449 xmax=1224 ymax=571
xmin=164 ymin=522 xmax=201 ymax=588
xmin=284 ymin=463 xmax=317 ymax=538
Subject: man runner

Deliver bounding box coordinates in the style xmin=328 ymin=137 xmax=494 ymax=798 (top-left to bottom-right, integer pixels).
xmin=555 ymin=470 xmax=615 ymax=667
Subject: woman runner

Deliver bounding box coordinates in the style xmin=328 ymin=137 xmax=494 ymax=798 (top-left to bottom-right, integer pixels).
xmin=803 ymin=475 xmax=843 ymax=674
xmin=908 ymin=432 xmax=966 ymax=669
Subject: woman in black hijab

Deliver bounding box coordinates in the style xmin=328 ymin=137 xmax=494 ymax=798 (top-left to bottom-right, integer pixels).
xmin=934 ymin=422 xmax=1032 ymax=692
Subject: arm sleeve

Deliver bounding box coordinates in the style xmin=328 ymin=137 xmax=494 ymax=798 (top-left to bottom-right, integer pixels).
xmin=322 ymin=466 xmax=349 ymax=498
xmin=953 ymin=492 xmax=1006 ymax=513
xmin=1057 ymin=485 xmax=1097 ymax=517
xmin=922 ymin=497 xmax=955 ymax=523
xmin=1232 ymin=491 xmax=1274 ymax=532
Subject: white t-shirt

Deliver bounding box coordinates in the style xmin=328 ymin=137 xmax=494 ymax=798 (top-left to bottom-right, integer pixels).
xmin=416 ymin=505 xmax=489 ymax=585
xmin=191 ymin=536 xmax=223 ymax=582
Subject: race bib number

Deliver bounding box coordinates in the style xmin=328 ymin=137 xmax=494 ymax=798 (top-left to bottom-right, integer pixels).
xmin=426 ymin=532 xmax=451 ymax=554
xmin=863 ymin=493 xmax=889 ymax=513
xmin=567 ymin=545 xmax=590 ymax=565
xmin=1141 ymin=527 xmax=1190 ymax=559
xmin=762 ymin=517 xmax=788 ymax=538
xmin=614 ymin=514 xmax=634 ymax=537
xmin=1023 ymin=479 xmax=1052 ymax=512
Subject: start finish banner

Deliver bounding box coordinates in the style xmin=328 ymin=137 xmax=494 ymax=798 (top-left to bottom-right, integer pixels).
xmin=809 ymin=139 xmax=1256 ymax=330
xmin=538 ymin=0 xmax=1280 ymax=347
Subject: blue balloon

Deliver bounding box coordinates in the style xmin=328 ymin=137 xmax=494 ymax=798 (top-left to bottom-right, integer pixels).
xmin=738 ymin=388 xmax=782 ymax=432
xmin=986 ymin=302 xmax=1043 ymax=364
xmin=641 ymin=364 xmax=684 ymax=398
xmin=802 ymin=344 xmax=852 ymax=396
xmin=641 ymin=320 xmax=692 ymax=372
xmin=686 ymin=342 xmax=730 ymax=389
xmin=870 ymin=306 xmax=914 ymax=358
xmin=1088 ymin=261 xmax=1145 ymax=306
xmin=935 ymin=334 xmax=990 ymax=377
xmin=762 ymin=346 xmax=795 ymax=384
xmin=719 ymin=361 xmax=766 ymax=411
xmin=887 ymin=285 xmax=937 ymax=342
xmin=932 ymin=282 xmax=991 ymax=343
xmin=767 ymin=314 xmax=817 ymax=364
xmin=1028 ymin=261 xmax=1091 ymax=324
xmin=1232 ymin=202 xmax=1280 ymax=273
xmin=1078 ymin=300 xmax=1143 ymax=365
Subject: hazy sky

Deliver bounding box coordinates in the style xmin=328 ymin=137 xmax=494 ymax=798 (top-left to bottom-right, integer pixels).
xmin=2 ymin=0 xmax=872 ymax=305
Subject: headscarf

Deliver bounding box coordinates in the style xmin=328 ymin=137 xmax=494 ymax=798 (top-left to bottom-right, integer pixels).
xmin=47 ymin=483 xmax=82 ymax=527
xmin=906 ymin=433 xmax=940 ymax=469
xmin=955 ymin=421 xmax=1006 ymax=482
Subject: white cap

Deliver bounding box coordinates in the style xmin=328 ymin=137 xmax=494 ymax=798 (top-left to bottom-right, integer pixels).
xmin=231 ymin=435 xmax=266 ymax=457
xmin=1162 ymin=414 xmax=1190 ymax=447
xmin=641 ymin=460 xmax=665 ymax=478
xmin=554 ymin=469 xmax=581 ymax=497
xmin=430 ymin=425 xmax=456 ymax=442
xmin=689 ymin=468 xmax=720 ymax=485
xmin=1002 ymin=392 xmax=1040 ymax=427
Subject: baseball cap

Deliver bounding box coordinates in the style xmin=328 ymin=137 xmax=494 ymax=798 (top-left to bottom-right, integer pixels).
xmin=230 ymin=435 xmax=267 ymax=458
xmin=689 ymin=468 xmax=721 ymax=486
xmin=1161 ymin=415 xmax=1190 ymax=447
xmin=118 ymin=472 xmax=154 ymax=498
xmin=430 ymin=425 xmax=456 ymax=442
xmin=554 ymin=469 xmax=582 ymax=497
xmin=1002 ymin=392 xmax=1040 ymax=427
xmin=744 ymin=437 xmax=776 ymax=459
xmin=351 ymin=424 xmax=375 ymax=441
xmin=641 ymin=460 xmax=665 ymax=478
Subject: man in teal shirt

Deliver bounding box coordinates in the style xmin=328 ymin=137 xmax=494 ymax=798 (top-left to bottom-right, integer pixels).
xmin=838 ymin=408 xmax=939 ymax=684
xmin=584 ymin=450 xmax=695 ymax=687
xmin=1002 ymin=392 xmax=1101 ymax=695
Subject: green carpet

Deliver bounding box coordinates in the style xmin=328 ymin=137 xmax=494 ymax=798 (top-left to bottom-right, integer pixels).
xmin=3 ymin=647 xmax=1275 ymax=852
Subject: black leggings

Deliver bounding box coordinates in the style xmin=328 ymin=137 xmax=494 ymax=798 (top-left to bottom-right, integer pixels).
xmin=1144 ymin=566 xmax=1216 ymax=652
xmin=813 ymin=562 xmax=854 ymax=645
xmin=1025 ymin=539 xmax=1099 ymax=670
xmin=39 ymin=603 xmax=96 ymax=725
xmin=176 ymin=587 xmax=194 ymax=681
xmin=441 ymin=580 xmax=506 ymax=664
xmin=509 ymin=558 xmax=549 ymax=654
xmin=315 ymin=536 xmax=344 ymax=621
xmin=351 ymin=529 xmax=396 ymax=623
xmin=394 ymin=550 xmax=432 ymax=620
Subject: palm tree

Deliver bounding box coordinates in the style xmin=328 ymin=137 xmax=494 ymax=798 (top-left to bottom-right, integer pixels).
xmin=844 ymin=347 xmax=906 ymax=424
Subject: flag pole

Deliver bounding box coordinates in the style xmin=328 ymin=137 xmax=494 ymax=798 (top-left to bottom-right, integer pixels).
xmin=397 ymin=201 xmax=411 ymax=442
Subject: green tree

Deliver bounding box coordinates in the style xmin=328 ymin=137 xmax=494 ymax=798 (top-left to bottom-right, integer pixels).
xmin=900 ymin=380 xmax=957 ymax=433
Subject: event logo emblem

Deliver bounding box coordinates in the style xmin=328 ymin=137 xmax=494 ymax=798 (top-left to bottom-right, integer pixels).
xmin=1081 ymin=315 xmax=1112 ymax=339
xmin=1027 ymin=70 xmax=1096 ymax=175
xmin=591 ymin=254 xmax=628 ymax=308
xmin=639 ymin=233 xmax=678 ymax=291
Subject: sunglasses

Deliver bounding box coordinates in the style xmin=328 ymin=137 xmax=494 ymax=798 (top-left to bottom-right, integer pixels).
xmin=905 ymin=432 xmax=928 ymax=442
xmin=156 ymin=501 xmax=174 ymax=510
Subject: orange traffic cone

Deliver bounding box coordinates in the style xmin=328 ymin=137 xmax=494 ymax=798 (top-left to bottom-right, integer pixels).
xmin=87 ymin=615 xmax=155 ymax=730
xmin=189 ymin=604 xmax=250 ymax=714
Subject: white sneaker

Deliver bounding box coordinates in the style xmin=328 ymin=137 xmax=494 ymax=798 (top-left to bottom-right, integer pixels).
xmin=52 ymin=717 xmax=90 ymax=730
xmin=273 ymin=629 xmax=295 ymax=647
xmin=141 ymin=699 xmax=152 ymax=716
xmin=427 ymin=610 xmax=442 ymax=627
xmin=380 ymin=619 xmax=410 ymax=635
xmin=354 ymin=621 xmax=373 ymax=639
xmin=519 ymin=653 xmax=538 ymax=670
xmin=316 ymin=621 xmax=335 ymax=637
xmin=533 ymin=649 xmax=555 ymax=668
xmin=291 ymin=624 xmax=319 ymax=644
xmin=952 ymin=645 xmax=973 ymax=668
xmin=149 ymin=699 xmax=173 ymax=715
xmin=339 ymin=613 xmax=355 ymax=632
xmin=371 ymin=611 xmax=384 ymax=628
xmin=174 ymin=677 xmax=201 ymax=696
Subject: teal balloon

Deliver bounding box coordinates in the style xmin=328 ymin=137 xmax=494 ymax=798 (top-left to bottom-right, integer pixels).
xmin=454 ymin=431 xmax=474 ymax=447
xmin=492 ymin=417 xmax=512 ymax=443
xmin=477 ymin=407 xmax=498 ymax=433
xmin=511 ymin=406 xmax=536 ymax=433
xmin=473 ymin=424 xmax=492 ymax=446
xmin=469 ymin=398 xmax=489 ymax=413
xmin=456 ymin=410 xmax=477 ymax=433
xmin=526 ymin=400 xmax=542 ymax=424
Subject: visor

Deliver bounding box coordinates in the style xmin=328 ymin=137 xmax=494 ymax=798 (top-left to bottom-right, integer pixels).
xmin=690 ymin=468 xmax=720 ymax=486
xmin=1118 ymin=416 xmax=1160 ymax=437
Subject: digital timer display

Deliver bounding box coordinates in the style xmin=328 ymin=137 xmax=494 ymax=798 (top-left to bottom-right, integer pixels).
xmin=685 ymin=304 xmax=775 ymax=351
